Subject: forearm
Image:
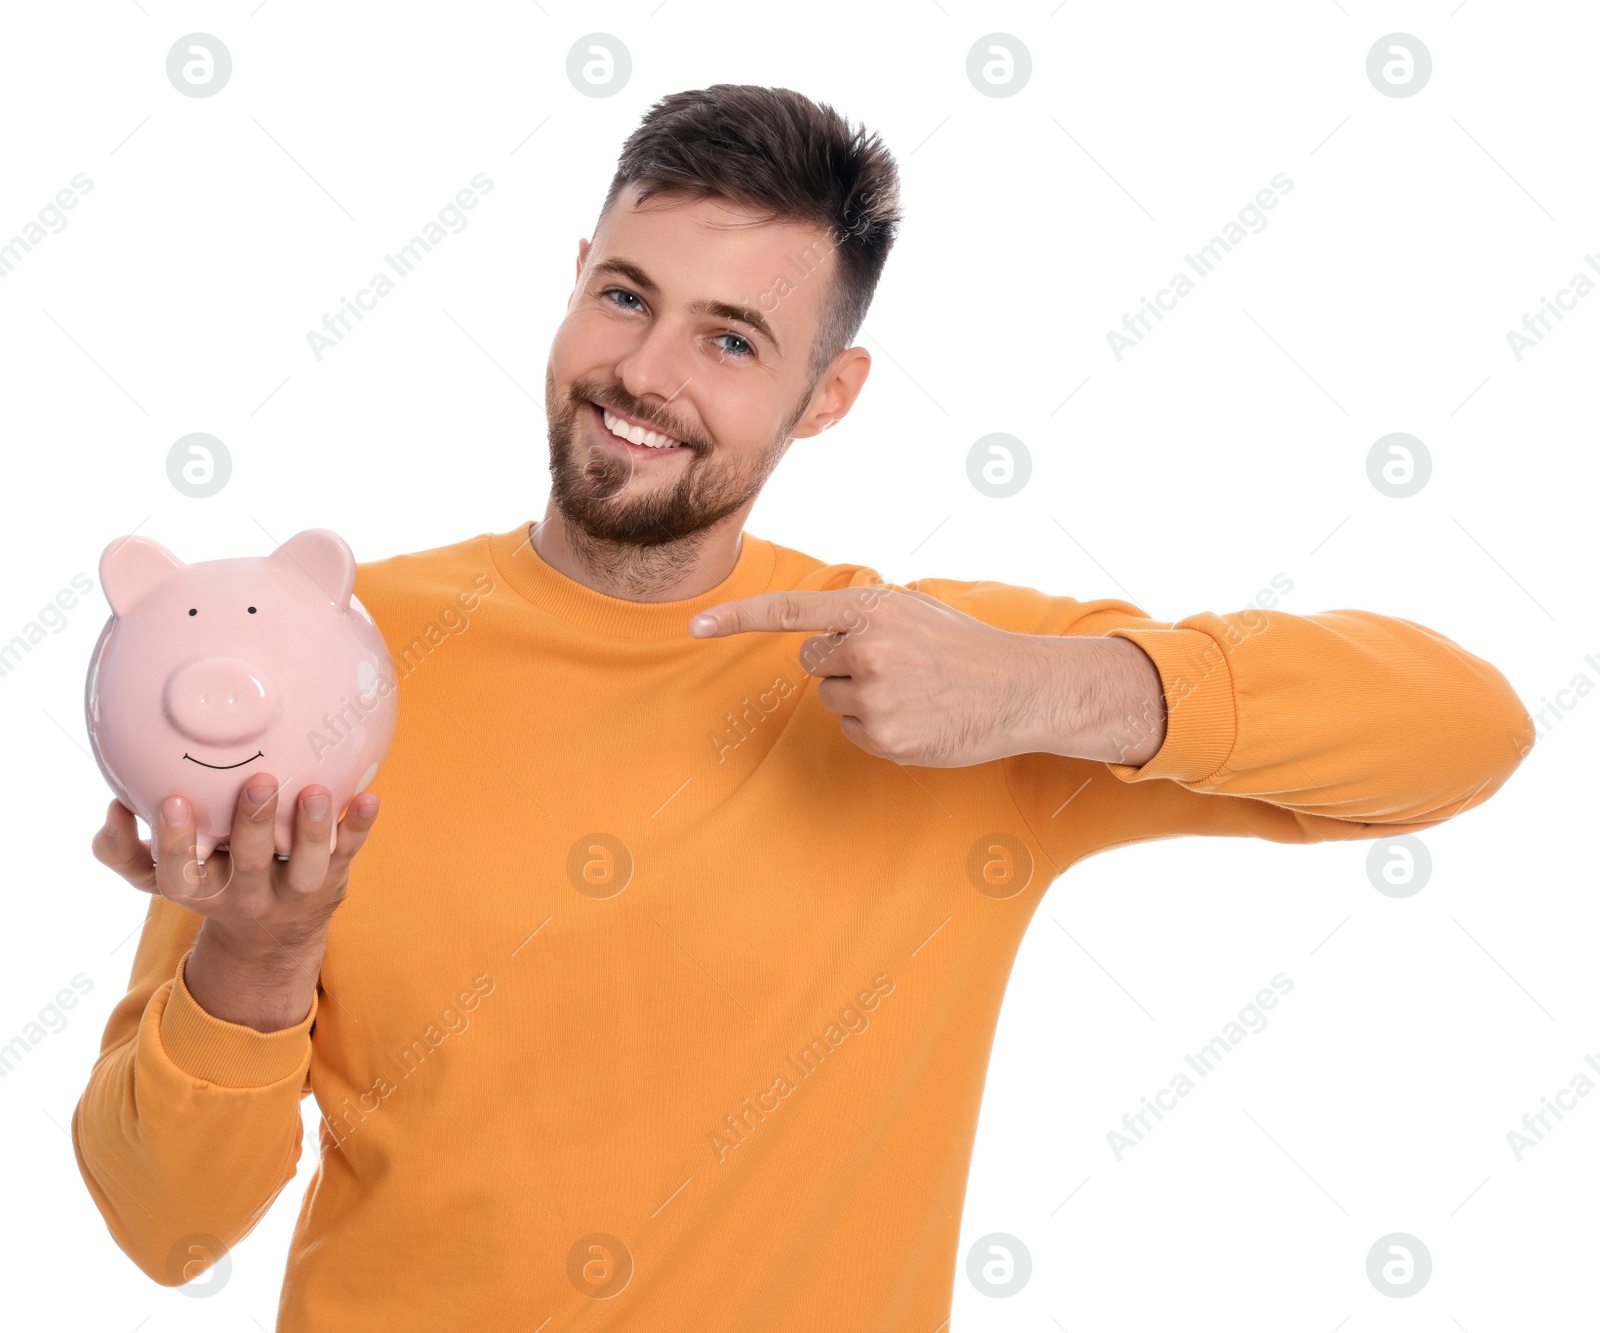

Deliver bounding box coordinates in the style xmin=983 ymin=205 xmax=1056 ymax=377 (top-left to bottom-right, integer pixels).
xmin=1017 ymin=633 xmax=1168 ymax=765
xmin=72 ymin=909 xmax=317 ymax=1285
xmin=185 ymin=917 xmax=326 ymax=1032
xmin=1055 ymin=605 xmax=1533 ymax=825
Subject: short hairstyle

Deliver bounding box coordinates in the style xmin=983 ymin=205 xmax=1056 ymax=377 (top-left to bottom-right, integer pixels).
xmin=599 ymin=84 xmax=903 ymax=387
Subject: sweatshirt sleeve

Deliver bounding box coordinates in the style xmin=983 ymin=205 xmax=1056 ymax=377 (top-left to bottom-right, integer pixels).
xmin=904 ymin=575 xmax=1535 ymax=874
xmin=71 ymin=893 xmax=317 ymax=1286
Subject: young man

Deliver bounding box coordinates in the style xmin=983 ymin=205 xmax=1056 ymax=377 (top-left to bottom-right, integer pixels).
xmin=76 ymin=85 xmax=1533 ymax=1330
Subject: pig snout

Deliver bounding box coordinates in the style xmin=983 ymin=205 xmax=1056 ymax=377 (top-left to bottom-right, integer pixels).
xmin=163 ymin=656 xmax=282 ymax=744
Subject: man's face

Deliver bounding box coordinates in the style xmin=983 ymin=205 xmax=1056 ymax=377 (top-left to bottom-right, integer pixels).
xmin=545 ymin=183 xmax=847 ymax=547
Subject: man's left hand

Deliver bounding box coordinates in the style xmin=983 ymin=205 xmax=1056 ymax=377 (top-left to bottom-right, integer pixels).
xmin=689 ymin=585 xmax=1167 ymax=768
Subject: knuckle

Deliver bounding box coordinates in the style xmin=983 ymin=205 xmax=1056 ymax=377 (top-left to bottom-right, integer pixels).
xmin=856 ymin=681 xmax=893 ymax=714
xmin=798 ymin=635 xmax=832 ymax=670
xmin=873 ymin=721 xmax=908 ymax=756
xmin=775 ymin=592 xmax=805 ymax=627
xmin=231 ymin=830 xmax=274 ymax=861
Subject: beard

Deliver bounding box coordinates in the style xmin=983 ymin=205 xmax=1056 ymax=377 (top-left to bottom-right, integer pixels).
xmin=545 ymin=369 xmax=804 ymax=548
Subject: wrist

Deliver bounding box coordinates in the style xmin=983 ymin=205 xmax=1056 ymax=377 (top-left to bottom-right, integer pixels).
xmin=1096 ymin=635 xmax=1168 ymax=765
xmin=1017 ymin=634 xmax=1167 ymax=763
xmin=1004 ymin=633 xmax=1090 ymax=757
xmin=186 ymin=919 xmax=324 ymax=1031
xmin=196 ymin=914 xmax=328 ymax=968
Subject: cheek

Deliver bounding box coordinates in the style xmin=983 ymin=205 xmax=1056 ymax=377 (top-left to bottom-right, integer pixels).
xmin=698 ymin=380 xmax=790 ymax=453
xmin=545 ymin=321 xmax=584 ymax=383
xmin=553 ymin=306 xmax=631 ymax=368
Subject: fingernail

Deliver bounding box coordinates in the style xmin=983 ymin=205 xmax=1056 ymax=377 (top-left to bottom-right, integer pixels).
xmin=161 ymin=796 xmax=189 ymax=824
xmin=246 ymin=776 xmax=276 ymax=801
xmin=355 ymin=793 xmax=379 ymax=817
xmin=302 ymin=792 xmax=331 ymax=820
xmin=689 ymin=614 xmax=717 ymax=637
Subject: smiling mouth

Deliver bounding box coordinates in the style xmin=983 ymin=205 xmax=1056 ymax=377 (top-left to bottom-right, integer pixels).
xmin=183 ymin=751 xmax=264 ymax=770
xmin=592 ymin=401 xmax=691 ymax=451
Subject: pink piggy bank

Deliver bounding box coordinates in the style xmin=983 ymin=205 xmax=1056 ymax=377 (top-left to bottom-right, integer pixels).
xmin=84 ymin=528 xmax=398 ymax=861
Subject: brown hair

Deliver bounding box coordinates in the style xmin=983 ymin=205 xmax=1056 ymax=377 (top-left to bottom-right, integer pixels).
xmin=600 ymin=84 xmax=903 ymax=386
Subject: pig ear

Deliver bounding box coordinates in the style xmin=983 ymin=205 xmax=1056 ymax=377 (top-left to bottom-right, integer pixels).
xmin=100 ymin=535 xmax=185 ymax=616
xmin=268 ymin=529 xmax=356 ymax=609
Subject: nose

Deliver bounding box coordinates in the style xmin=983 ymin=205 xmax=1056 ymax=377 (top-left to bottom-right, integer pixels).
xmin=163 ymin=656 xmax=281 ymax=745
xmin=615 ymin=326 xmax=696 ymax=415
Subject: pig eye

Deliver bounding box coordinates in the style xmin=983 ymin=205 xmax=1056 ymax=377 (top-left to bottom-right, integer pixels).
xmin=247 ymin=606 xmax=257 ymax=614
xmin=187 ymin=608 xmax=197 ymax=616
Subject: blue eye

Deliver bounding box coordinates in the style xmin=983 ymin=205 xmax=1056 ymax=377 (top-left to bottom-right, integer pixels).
xmin=603 ymin=288 xmax=643 ymax=311
xmin=714 ymin=333 xmax=754 ymax=359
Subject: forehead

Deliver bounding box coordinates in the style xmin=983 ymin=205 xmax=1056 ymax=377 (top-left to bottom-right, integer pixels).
xmin=591 ymin=183 xmax=837 ymax=337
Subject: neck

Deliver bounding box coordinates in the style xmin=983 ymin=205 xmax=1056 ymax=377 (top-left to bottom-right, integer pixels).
xmin=529 ymin=503 xmax=746 ymax=602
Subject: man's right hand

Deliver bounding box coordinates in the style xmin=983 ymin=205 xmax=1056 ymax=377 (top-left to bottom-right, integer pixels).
xmin=92 ymin=775 xmax=380 ymax=1032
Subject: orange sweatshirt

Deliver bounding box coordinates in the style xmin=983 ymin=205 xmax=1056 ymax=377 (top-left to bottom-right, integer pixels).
xmin=74 ymin=521 xmax=1533 ymax=1330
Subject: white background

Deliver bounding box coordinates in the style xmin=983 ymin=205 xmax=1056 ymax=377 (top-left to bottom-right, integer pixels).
xmin=1 ymin=1 xmax=1593 ymax=1328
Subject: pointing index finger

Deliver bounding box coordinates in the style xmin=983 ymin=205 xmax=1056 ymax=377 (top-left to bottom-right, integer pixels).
xmin=688 ymin=586 xmax=892 ymax=638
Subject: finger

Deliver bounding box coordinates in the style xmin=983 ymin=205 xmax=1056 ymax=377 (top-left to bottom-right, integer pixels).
xmin=839 ymin=714 xmax=893 ymax=760
xmin=327 ymin=792 xmax=381 ymax=881
xmin=228 ymin=773 xmax=283 ymax=876
xmin=816 ymin=676 xmax=864 ymax=718
xmin=92 ymin=800 xmax=157 ymax=893
xmin=688 ymin=586 xmax=889 ymax=638
xmin=281 ymin=786 xmax=335 ymax=895
xmin=797 ymin=631 xmax=856 ymax=678
xmin=153 ymin=795 xmax=216 ymax=904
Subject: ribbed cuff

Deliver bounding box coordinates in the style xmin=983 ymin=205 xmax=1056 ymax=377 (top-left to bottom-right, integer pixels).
xmin=1103 ymin=626 xmax=1237 ymax=784
xmin=158 ymin=950 xmax=317 ymax=1088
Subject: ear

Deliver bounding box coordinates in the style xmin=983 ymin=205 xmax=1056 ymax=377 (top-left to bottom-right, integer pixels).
xmin=100 ymin=535 xmax=185 ymax=616
xmin=789 ymin=346 xmax=872 ymax=440
xmin=268 ymin=529 xmax=356 ymax=609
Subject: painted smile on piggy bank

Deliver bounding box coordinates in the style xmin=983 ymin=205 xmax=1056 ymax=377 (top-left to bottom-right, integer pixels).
xmin=85 ymin=528 xmax=400 ymax=861
xmin=183 ymin=751 xmax=264 ymax=769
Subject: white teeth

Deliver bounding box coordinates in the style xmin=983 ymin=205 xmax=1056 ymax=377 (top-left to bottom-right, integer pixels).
xmin=603 ymin=408 xmax=682 ymax=449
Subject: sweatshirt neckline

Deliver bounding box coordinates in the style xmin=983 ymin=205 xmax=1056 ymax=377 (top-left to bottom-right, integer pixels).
xmin=486 ymin=521 xmax=776 ymax=640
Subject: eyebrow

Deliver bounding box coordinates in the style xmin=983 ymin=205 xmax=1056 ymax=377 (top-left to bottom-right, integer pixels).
xmin=590 ymin=257 xmax=783 ymax=355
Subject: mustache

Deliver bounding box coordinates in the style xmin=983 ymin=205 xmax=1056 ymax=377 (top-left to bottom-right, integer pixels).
xmin=575 ymin=381 xmax=705 ymax=451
